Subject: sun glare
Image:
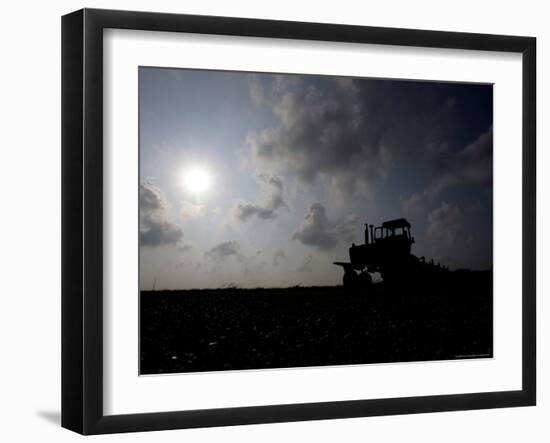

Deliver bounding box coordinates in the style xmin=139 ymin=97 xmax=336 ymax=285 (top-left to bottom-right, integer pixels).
xmin=183 ymin=167 xmax=211 ymax=194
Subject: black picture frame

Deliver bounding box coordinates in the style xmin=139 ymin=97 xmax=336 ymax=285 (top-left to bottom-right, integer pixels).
xmin=62 ymin=8 xmax=536 ymax=435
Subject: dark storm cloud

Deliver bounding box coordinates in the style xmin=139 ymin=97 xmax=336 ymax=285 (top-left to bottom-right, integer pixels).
xmin=425 ymin=199 xmax=492 ymax=270
xmin=400 ymin=125 xmax=492 ymax=217
xmin=292 ymin=203 xmax=356 ymax=250
xmin=233 ymin=173 xmax=287 ymax=222
xmin=247 ymin=76 xmax=387 ymax=195
xmin=140 ymin=182 xmax=183 ymax=247
xmin=205 ymin=241 xmax=242 ymax=261
xmin=247 ymin=75 xmax=492 ymax=197
xmin=427 ymin=125 xmax=493 ymax=197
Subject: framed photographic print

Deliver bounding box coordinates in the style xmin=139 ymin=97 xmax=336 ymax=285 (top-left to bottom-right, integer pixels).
xmin=62 ymin=8 xmax=536 ymax=435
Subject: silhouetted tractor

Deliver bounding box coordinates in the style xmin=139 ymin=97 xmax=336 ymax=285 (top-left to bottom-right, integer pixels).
xmin=334 ymin=218 xmax=447 ymax=288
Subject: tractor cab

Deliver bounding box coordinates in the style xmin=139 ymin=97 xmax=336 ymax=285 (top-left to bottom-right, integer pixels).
xmin=373 ymin=218 xmax=414 ymax=253
xmin=349 ymin=218 xmax=414 ymax=269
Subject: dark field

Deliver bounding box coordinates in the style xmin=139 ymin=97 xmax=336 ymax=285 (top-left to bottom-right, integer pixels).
xmin=140 ymin=271 xmax=492 ymax=374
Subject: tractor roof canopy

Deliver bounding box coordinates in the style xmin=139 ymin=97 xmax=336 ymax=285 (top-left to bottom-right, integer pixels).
xmin=381 ymin=218 xmax=411 ymax=230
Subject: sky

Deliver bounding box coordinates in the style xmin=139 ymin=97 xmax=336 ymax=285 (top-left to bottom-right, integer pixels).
xmin=139 ymin=67 xmax=493 ymax=290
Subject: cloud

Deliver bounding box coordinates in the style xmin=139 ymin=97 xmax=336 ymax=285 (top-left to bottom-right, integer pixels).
xmin=426 ymin=201 xmax=465 ymax=263
xmin=232 ymin=173 xmax=287 ymax=222
xmin=233 ymin=203 xmax=277 ymax=221
xmin=180 ymin=201 xmax=204 ymax=220
xmin=246 ymin=76 xmax=461 ymax=196
xmin=140 ymin=182 xmax=183 ymax=247
xmin=401 ymin=192 xmax=425 ymax=218
xmin=258 ymin=173 xmax=283 ymax=192
xmin=292 ymin=203 xmax=356 ymax=250
xmin=204 ymin=241 xmax=242 ymax=261
xmin=427 ymin=126 xmax=493 ymax=197
xmin=296 ymin=254 xmax=314 ymax=273
xmin=273 ymin=249 xmax=286 ymax=265
xmin=248 ymin=73 xmax=300 ymax=106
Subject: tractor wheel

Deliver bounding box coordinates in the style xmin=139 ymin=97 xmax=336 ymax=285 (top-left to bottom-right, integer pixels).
xmin=358 ymin=272 xmax=373 ymax=286
xmin=343 ymin=270 xmax=358 ymax=288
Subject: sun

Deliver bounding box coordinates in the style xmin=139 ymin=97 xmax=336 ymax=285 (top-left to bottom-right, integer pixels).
xmin=183 ymin=167 xmax=211 ymax=194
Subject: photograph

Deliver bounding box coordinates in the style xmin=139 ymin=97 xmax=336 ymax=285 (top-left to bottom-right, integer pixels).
xmin=138 ymin=68 xmax=494 ymax=375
